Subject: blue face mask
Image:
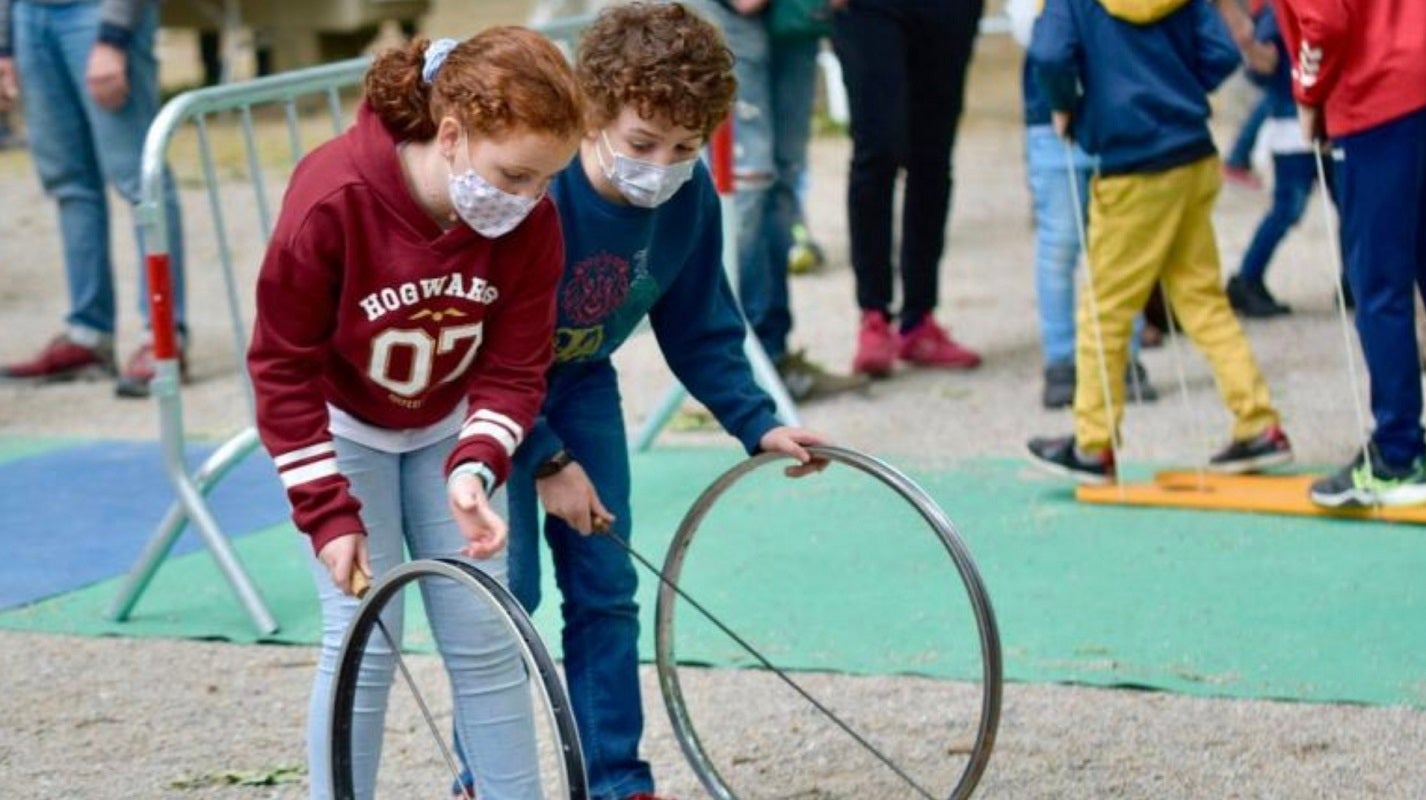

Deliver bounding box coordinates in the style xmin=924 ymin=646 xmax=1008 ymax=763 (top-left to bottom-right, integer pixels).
xmin=595 ymin=131 xmax=697 ymax=208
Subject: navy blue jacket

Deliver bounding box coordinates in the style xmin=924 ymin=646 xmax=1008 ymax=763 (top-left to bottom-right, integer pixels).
xmin=1029 ymin=0 xmax=1241 ymax=175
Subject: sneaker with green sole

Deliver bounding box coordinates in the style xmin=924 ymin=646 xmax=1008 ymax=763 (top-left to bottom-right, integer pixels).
xmin=1309 ymin=448 xmax=1426 ymax=508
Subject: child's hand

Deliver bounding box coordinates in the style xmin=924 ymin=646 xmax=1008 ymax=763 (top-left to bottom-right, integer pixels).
xmin=318 ymin=532 xmax=371 ymax=597
xmin=1052 ymin=110 xmax=1072 ymax=139
xmin=448 ymin=473 xmax=509 ymax=558
xmin=535 ymin=459 xmax=615 ymax=535
xmin=758 ymin=426 xmax=831 ymax=478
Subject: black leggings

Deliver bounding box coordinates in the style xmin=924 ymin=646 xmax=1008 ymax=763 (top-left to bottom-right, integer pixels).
xmin=833 ymin=0 xmax=983 ymax=327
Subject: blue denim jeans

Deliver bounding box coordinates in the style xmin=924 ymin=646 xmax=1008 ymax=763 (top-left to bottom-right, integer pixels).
xmin=1337 ymin=106 xmax=1426 ymax=468
xmin=507 ymin=360 xmax=650 ymax=800
xmin=1238 ymin=152 xmax=1331 ymax=283
xmin=306 ymin=435 xmax=541 ymax=800
xmin=12 ymin=0 xmax=186 ymax=338
xmin=1025 ymin=125 xmax=1141 ymax=366
xmin=690 ymin=0 xmax=820 ymax=361
xmin=1226 ymin=94 xmax=1269 ymax=171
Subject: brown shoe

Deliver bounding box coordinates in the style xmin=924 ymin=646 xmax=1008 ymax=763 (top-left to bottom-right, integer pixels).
xmin=777 ymin=349 xmax=870 ymax=402
xmin=115 ymin=342 xmax=189 ymax=398
xmin=0 ymin=333 xmax=115 ymax=382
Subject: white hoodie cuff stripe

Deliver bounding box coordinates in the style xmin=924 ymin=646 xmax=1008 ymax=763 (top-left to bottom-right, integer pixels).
xmin=274 ymin=441 xmax=336 ymax=469
xmin=470 ymin=408 xmax=524 ymax=441
xmin=460 ymin=420 xmax=517 ymax=456
xmin=280 ymin=459 xmax=339 ymax=489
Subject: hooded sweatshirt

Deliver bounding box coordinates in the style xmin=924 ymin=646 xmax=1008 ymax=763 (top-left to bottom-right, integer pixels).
xmin=1270 ymin=0 xmax=1426 ymax=138
xmin=247 ymin=103 xmax=564 ymax=555
xmin=1029 ymin=0 xmax=1242 ymax=175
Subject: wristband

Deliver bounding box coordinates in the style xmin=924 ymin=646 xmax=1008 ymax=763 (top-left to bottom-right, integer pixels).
xmin=448 ymin=461 xmax=494 ymax=493
xmin=533 ymin=449 xmax=574 ymax=479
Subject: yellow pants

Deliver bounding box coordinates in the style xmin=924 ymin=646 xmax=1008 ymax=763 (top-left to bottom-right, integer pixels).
xmin=1074 ymin=156 xmax=1279 ymax=453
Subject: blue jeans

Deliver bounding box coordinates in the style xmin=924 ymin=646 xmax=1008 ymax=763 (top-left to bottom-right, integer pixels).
xmin=507 ymin=361 xmax=649 ymax=800
xmin=1337 ymin=106 xmax=1426 ymax=468
xmin=307 ymin=435 xmax=541 ymax=800
xmin=1024 ymin=126 xmax=1141 ymax=366
xmin=691 ymin=0 xmax=820 ymax=361
xmin=1239 ymin=152 xmax=1333 ymax=283
xmin=12 ymin=0 xmax=186 ymax=338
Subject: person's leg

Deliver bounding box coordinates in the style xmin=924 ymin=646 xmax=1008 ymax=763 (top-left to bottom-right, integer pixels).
xmin=1160 ymin=157 xmax=1279 ymax=442
xmin=831 ymin=3 xmax=904 ymax=317
xmin=542 ymin=363 xmax=651 ymax=800
xmin=1234 ymin=153 xmax=1314 ymax=309
xmin=689 ymin=1 xmax=782 ymax=359
xmin=1026 ymin=125 xmax=1082 ymax=369
xmin=896 ymin=0 xmax=981 ymax=328
xmin=90 ymin=2 xmax=187 ymax=335
xmin=1339 ymin=108 xmax=1426 ymax=468
xmin=403 ymin=441 xmax=542 ymax=799
xmin=757 ymin=34 xmax=821 ymax=358
xmin=1073 ymin=169 xmax=1183 ymax=453
xmin=13 ymin=1 xmax=116 ymax=341
xmin=308 ymin=437 xmax=407 ymax=800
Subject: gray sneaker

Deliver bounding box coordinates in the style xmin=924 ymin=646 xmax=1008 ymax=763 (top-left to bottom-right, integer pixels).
xmin=777 ymin=349 xmax=870 ymax=402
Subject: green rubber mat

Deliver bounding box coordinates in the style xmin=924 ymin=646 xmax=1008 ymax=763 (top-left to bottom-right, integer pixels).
xmin=3 ymin=448 xmax=1423 ymax=708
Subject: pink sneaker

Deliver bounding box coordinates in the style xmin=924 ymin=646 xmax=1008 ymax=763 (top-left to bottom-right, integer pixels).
xmin=1221 ymin=164 xmax=1263 ymax=190
xmin=897 ymin=318 xmax=982 ymax=369
xmin=115 ymin=342 xmax=190 ymax=398
xmin=852 ymin=310 xmax=897 ymax=377
xmin=0 ymin=334 xmax=114 ymax=382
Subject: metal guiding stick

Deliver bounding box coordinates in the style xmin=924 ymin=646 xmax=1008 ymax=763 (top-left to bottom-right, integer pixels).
xmin=350 ymin=567 xmax=472 ymax=798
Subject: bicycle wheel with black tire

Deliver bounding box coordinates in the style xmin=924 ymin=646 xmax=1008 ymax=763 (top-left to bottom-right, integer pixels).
xmin=329 ymin=557 xmax=586 ymax=799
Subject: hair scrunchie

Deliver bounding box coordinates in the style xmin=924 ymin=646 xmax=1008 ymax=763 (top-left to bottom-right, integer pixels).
xmin=422 ymin=38 xmax=459 ymax=84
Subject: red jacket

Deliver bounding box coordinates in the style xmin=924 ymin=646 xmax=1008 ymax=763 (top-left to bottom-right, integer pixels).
xmin=248 ymin=103 xmax=563 ymax=554
xmin=1271 ymin=0 xmax=1426 ymax=137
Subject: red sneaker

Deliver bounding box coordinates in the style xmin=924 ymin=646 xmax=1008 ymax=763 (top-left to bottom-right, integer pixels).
xmin=897 ymin=317 xmax=982 ymax=369
xmin=852 ymin=310 xmax=897 ymax=378
xmin=1221 ymin=164 xmax=1263 ymax=190
xmin=624 ymin=794 xmax=676 ymax=800
xmin=0 ymin=334 xmax=114 ymax=381
xmin=115 ymin=342 xmax=190 ymax=398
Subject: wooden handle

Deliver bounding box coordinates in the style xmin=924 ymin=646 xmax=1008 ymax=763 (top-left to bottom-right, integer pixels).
xmin=350 ymin=567 xmax=371 ymax=598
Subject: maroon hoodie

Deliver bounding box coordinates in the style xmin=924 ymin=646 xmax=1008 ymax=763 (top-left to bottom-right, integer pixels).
xmin=247 ymin=103 xmax=563 ymax=554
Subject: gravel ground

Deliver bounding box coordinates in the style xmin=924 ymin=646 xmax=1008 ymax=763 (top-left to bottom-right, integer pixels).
xmin=2 ymin=23 xmax=1424 ymax=800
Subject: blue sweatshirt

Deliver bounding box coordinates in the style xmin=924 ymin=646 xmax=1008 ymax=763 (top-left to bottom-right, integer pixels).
xmin=1029 ymin=0 xmax=1241 ymax=175
xmin=520 ymin=157 xmax=781 ymax=464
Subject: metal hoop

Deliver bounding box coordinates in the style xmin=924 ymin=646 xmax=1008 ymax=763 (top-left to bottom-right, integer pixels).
xmin=653 ymin=445 xmax=1002 ymax=799
xmin=329 ymin=558 xmax=587 ymax=799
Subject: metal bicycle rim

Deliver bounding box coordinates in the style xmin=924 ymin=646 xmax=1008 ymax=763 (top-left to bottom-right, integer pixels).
xmin=652 ymin=444 xmax=1002 ymax=800
xmin=329 ymin=557 xmax=587 ymax=799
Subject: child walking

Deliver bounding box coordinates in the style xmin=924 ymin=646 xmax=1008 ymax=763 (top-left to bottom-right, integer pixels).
xmin=246 ymin=30 xmax=584 ymax=799
xmin=1025 ymin=0 xmax=1293 ymax=483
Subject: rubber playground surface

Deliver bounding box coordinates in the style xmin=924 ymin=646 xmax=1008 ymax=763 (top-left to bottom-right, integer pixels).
xmin=3 ymin=434 xmax=1422 ymax=710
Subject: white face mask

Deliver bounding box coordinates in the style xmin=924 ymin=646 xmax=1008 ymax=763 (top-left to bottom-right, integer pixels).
xmin=596 ymin=131 xmax=697 ymax=208
xmin=447 ymin=135 xmax=539 ymax=238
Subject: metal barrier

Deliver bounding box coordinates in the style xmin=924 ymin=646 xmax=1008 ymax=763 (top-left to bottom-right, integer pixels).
xmin=109 ymin=16 xmax=597 ymax=635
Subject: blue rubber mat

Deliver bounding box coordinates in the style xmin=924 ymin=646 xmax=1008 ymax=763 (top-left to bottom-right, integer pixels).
xmin=0 ymin=438 xmax=288 ymax=609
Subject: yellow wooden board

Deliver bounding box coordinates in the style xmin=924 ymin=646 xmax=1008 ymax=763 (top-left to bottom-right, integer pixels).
xmin=1076 ymin=470 xmax=1426 ymax=524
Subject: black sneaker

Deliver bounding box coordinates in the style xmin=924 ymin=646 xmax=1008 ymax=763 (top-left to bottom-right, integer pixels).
xmin=1227 ymin=276 xmax=1291 ymax=318
xmin=1208 ymin=424 xmax=1293 ymax=473
xmin=1027 ymin=435 xmax=1115 ymax=485
xmin=1042 ymin=361 xmax=1075 ymax=409
xmin=1126 ymin=360 xmax=1159 ymax=404
xmin=1310 ymin=448 xmax=1426 ymax=508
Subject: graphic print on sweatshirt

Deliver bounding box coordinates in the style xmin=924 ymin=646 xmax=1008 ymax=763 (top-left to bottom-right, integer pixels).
xmin=355 ymin=269 xmax=502 ymax=410
xmin=553 ymin=247 xmax=660 ymax=363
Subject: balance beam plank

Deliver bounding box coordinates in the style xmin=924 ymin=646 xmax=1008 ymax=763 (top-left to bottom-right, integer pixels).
xmin=1075 ymin=471 xmax=1426 ymax=524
